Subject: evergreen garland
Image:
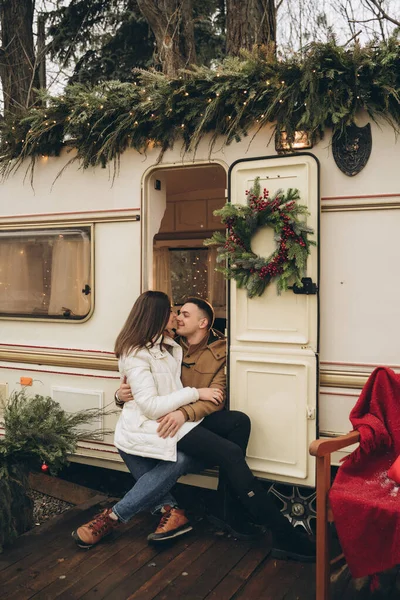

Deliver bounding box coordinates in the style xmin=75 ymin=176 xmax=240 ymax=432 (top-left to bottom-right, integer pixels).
xmin=0 ymin=38 xmax=399 ymax=175
xmin=205 ymin=178 xmax=315 ymax=297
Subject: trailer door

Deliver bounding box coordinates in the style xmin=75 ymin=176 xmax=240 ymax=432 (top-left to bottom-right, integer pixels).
xmin=229 ymin=154 xmax=319 ymax=487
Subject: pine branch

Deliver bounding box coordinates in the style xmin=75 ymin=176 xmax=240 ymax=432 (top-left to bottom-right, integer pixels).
xmin=1 ymin=390 xmax=115 ymax=476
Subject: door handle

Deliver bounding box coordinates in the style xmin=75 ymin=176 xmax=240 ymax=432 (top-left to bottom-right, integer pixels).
xmin=289 ymin=277 xmax=318 ymax=295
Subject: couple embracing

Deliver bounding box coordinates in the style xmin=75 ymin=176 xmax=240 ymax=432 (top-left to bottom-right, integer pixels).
xmin=73 ymin=292 xmax=315 ymax=562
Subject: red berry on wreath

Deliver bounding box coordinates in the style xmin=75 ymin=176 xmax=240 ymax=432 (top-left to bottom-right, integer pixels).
xmin=41 ymin=462 xmax=49 ymax=473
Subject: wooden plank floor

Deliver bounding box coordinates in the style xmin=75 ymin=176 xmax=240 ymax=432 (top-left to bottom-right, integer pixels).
xmin=0 ymin=496 xmax=316 ymax=600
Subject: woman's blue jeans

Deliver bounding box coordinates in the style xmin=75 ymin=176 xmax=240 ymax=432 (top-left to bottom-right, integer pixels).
xmin=112 ymin=450 xmax=202 ymax=523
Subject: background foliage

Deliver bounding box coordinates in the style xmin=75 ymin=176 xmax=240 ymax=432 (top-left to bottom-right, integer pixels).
xmin=0 ymin=390 xmax=112 ymax=551
xmin=47 ymin=0 xmax=225 ymax=85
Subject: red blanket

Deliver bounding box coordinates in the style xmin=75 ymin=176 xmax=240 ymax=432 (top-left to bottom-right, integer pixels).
xmin=329 ymin=367 xmax=400 ymax=579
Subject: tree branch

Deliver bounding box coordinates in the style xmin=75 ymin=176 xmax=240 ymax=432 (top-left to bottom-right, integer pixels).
xmin=349 ymin=17 xmax=383 ymax=23
xmin=342 ymin=29 xmax=362 ymax=46
xmin=363 ymin=0 xmax=400 ymax=27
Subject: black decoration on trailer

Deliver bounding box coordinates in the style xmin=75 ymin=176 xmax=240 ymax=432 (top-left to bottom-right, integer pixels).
xmin=332 ymin=123 xmax=372 ymax=177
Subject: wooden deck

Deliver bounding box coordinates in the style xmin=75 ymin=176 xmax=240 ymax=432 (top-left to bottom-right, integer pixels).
xmin=0 ymin=495 xmax=316 ymax=600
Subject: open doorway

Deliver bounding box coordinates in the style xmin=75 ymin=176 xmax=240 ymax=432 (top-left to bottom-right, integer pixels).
xmin=145 ymin=163 xmax=227 ymax=333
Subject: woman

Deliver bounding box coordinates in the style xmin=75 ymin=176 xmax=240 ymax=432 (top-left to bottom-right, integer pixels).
xmin=72 ymin=291 xmax=221 ymax=548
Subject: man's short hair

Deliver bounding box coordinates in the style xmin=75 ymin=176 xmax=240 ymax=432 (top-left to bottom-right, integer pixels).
xmin=184 ymin=297 xmax=215 ymax=329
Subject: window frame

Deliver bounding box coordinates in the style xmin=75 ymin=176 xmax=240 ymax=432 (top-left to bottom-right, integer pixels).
xmin=0 ymin=223 xmax=95 ymax=323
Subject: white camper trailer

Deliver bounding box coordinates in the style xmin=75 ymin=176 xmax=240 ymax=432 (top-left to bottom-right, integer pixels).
xmin=0 ymin=115 xmax=399 ymax=529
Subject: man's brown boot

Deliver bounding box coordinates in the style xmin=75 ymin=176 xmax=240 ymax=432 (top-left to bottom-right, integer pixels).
xmin=72 ymin=508 xmax=120 ymax=549
xmin=147 ymin=505 xmax=193 ymax=542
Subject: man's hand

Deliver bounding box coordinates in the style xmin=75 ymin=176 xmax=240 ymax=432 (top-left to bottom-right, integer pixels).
xmin=117 ymin=376 xmax=134 ymax=403
xmin=197 ymin=388 xmax=224 ymax=404
xmin=157 ymin=410 xmax=186 ymax=438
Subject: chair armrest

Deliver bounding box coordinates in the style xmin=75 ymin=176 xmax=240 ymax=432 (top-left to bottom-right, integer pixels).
xmin=309 ymin=431 xmax=360 ymax=457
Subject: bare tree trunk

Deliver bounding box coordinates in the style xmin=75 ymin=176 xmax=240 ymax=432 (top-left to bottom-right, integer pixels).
xmin=0 ymin=0 xmax=39 ymax=117
xmin=136 ymin=0 xmax=197 ymax=77
xmin=37 ymin=13 xmax=46 ymax=90
xmin=226 ymin=0 xmax=276 ymax=55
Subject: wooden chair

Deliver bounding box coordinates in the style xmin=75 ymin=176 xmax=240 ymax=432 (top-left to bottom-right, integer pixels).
xmin=309 ymin=431 xmax=361 ymax=600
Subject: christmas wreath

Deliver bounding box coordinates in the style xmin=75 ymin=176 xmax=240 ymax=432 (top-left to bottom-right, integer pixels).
xmin=205 ymin=178 xmax=316 ymax=298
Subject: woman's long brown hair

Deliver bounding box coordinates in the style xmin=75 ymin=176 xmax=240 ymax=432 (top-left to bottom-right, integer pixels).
xmin=115 ymin=291 xmax=171 ymax=358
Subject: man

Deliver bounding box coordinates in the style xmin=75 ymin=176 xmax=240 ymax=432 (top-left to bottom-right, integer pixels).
xmin=114 ymin=297 xmax=260 ymax=542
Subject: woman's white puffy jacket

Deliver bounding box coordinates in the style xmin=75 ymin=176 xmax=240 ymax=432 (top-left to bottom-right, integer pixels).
xmin=114 ymin=336 xmax=202 ymax=461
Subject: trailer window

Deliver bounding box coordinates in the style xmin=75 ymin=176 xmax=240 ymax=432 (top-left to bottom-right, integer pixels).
xmin=0 ymin=228 xmax=92 ymax=320
xmin=154 ymin=246 xmax=226 ymax=308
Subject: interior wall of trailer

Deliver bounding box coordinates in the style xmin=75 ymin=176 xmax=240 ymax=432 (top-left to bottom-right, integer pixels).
xmin=148 ymin=164 xmax=227 ymax=322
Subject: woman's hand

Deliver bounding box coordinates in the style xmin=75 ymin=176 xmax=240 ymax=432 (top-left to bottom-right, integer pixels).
xmin=157 ymin=410 xmax=186 ymax=438
xmin=197 ymin=388 xmax=224 ymax=404
xmin=117 ymin=377 xmax=134 ymax=403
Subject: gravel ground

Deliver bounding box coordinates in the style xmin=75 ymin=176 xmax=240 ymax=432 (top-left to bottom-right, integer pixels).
xmin=31 ymin=490 xmax=73 ymax=526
